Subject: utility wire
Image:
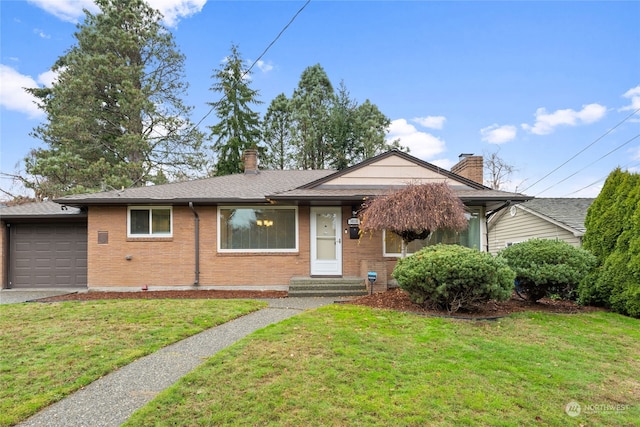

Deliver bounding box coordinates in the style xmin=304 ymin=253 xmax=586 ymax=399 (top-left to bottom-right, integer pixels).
xmin=535 ymin=133 xmax=640 ymax=196
xmin=562 ymin=159 xmax=640 ymax=197
xmin=126 ymin=0 xmax=311 ymax=189
xmin=190 ymin=0 xmax=311 ymax=131
xmin=520 ymin=107 xmax=640 ymax=194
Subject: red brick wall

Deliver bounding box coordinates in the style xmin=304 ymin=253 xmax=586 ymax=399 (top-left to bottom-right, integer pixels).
xmin=451 ymin=155 xmax=484 ymax=185
xmin=87 ymin=204 xmax=398 ymax=290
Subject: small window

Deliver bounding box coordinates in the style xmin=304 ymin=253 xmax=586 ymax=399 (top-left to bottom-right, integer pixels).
xmin=128 ymin=207 xmax=172 ymax=237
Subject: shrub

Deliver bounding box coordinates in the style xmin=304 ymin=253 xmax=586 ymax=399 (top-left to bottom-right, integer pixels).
xmin=580 ymin=170 xmax=640 ymax=318
xmin=392 ymin=244 xmax=515 ymax=313
xmin=498 ymin=239 xmax=597 ymax=302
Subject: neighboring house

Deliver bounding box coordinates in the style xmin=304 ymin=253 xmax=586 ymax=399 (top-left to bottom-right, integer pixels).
xmin=487 ymin=198 xmax=594 ymax=255
xmin=1 ymin=150 xmax=530 ymax=292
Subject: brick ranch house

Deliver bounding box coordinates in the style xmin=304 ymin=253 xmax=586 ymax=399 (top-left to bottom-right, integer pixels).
xmin=1 ymin=150 xmax=530 ymax=294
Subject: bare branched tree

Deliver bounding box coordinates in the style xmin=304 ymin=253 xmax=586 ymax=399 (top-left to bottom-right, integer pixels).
xmin=484 ymin=150 xmax=515 ymax=190
xmin=359 ymin=182 xmax=468 ymax=257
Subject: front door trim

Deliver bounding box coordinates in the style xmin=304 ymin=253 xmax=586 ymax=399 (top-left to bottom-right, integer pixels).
xmin=310 ymin=207 xmax=342 ymax=276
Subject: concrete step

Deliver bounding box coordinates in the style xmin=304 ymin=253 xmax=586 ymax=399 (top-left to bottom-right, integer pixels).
xmin=288 ymin=276 xmax=368 ymax=297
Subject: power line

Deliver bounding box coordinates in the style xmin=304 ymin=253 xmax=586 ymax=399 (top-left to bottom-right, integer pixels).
xmin=520 ymin=107 xmax=640 ymax=194
xmin=535 ymin=133 xmax=640 ymax=196
xmin=190 ymin=0 xmax=311 ymax=131
xmin=562 ymin=159 xmax=640 ymax=197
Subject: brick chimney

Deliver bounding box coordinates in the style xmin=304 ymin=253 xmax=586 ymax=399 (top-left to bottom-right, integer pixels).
xmin=243 ymin=149 xmax=258 ymax=174
xmin=451 ymin=153 xmax=483 ymax=185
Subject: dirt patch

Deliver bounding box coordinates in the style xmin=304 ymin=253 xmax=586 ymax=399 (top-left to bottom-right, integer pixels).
xmin=34 ymin=287 xmax=604 ymax=319
xmin=347 ymin=288 xmax=605 ymax=318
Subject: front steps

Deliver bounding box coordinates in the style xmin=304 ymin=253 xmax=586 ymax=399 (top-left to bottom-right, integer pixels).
xmin=288 ymin=276 xmax=369 ymax=297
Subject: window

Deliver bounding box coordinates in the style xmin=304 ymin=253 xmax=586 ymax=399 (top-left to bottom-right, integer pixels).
xmin=128 ymin=207 xmax=172 ymax=237
xmin=218 ymin=206 xmax=297 ymax=252
xmin=383 ymin=209 xmax=481 ymax=256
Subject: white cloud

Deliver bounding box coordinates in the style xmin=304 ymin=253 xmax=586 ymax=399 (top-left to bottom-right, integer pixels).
xmin=255 ymin=60 xmax=274 ymax=73
xmin=521 ymin=103 xmax=607 ymax=135
xmin=430 ymin=158 xmax=456 ymax=170
xmin=0 ymin=65 xmax=47 ymax=118
xmin=386 ymin=119 xmax=446 ymax=160
xmin=27 ymin=0 xmax=205 ymax=27
xmin=619 ymin=85 xmax=640 ymax=112
xmin=150 ymin=0 xmax=207 ymax=27
xmin=33 ymin=28 xmax=51 ymax=39
xmin=412 ymin=116 xmax=446 ymax=130
xmin=27 ymin=0 xmax=97 ymax=23
xmin=37 ymin=69 xmax=60 ymax=87
xmin=480 ymin=124 xmax=517 ymax=144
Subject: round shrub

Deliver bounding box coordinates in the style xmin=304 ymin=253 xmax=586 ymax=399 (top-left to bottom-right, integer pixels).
xmin=498 ymin=239 xmax=597 ymax=302
xmin=392 ymin=244 xmax=515 ymax=313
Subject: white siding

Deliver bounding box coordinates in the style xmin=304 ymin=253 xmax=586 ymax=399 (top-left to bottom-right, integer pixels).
xmin=488 ymin=208 xmax=581 ymax=255
xmin=327 ymin=156 xmax=464 ymax=186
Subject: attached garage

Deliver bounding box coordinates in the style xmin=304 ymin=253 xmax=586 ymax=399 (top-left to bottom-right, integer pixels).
xmin=1 ymin=202 xmax=87 ymax=289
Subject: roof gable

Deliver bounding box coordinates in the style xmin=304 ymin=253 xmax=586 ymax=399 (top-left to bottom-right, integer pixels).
xmin=301 ymin=150 xmax=486 ymax=190
xmin=516 ymin=198 xmax=594 ymax=234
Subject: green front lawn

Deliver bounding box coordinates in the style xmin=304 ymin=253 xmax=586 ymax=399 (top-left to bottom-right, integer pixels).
xmin=126 ymin=305 xmax=640 ymax=427
xmin=0 ymin=299 xmax=266 ymax=427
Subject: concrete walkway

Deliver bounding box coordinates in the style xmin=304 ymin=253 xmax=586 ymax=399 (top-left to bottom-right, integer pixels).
xmin=0 ymin=288 xmax=83 ymax=304
xmin=16 ymin=297 xmax=341 ymax=427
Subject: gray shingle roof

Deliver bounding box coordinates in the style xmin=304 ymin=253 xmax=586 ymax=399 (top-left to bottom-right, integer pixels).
xmin=518 ymin=198 xmax=594 ymax=233
xmin=52 ymin=151 xmax=531 ymax=209
xmin=55 ymin=170 xmax=335 ymax=205
xmin=0 ymin=201 xmax=84 ymax=219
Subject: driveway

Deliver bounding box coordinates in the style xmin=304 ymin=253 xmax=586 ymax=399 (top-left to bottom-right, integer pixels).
xmin=0 ymin=289 xmax=83 ymax=304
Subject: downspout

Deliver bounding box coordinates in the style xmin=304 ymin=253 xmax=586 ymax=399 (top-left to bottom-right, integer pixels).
xmin=188 ymin=202 xmax=200 ymax=286
xmin=485 ymin=201 xmax=512 ymax=254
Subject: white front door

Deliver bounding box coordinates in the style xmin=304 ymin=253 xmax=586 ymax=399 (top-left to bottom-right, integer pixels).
xmin=310 ymin=207 xmax=342 ymax=276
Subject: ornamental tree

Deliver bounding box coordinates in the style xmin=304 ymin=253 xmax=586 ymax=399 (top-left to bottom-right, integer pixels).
xmin=359 ymin=182 xmax=468 ymax=257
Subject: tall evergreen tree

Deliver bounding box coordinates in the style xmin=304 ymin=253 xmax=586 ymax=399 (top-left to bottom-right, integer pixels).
xmin=25 ymin=0 xmax=204 ymax=198
xmin=580 ymin=168 xmax=640 ymax=317
xmin=261 ymin=93 xmax=295 ymax=170
xmin=290 ymin=64 xmax=334 ymax=169
xmin=327 ymin=81 xmax=358 ymax=170
xmin=353 ymin=99 xmax=402 ymax=161
xmin=207 ymin=44 xmax=262 ymax=176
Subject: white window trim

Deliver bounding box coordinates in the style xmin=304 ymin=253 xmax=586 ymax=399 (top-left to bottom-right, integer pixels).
xmin=382 ymin=229 xmax=425 ymax=258
xmin=127 ymin=206 xmax=173 ymax=238
xmin=217 ymin=205 xmax=299 ymax=253
xmin=382 ymin=207 xmax=483 ymax=257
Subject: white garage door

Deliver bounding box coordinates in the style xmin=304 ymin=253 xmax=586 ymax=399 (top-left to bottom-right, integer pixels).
xmin=9 ymin=222 xmax=87 ymax=288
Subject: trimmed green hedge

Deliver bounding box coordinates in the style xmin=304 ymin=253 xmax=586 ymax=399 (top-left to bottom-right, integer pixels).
xmin=392 ymin=244 xmax=514 ymax=313
xmin=580 ymin=168 xmax=640 ymax=318
xmin=498 ymin=239 xmax=597 ymax=302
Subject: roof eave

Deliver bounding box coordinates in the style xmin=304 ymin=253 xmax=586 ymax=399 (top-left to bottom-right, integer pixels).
xmin=55 ymin=197 xmax=273 ymax=206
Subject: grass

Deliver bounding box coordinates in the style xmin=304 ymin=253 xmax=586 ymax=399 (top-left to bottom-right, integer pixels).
xmin=125 ymin=305 xmax=640 ymax=427
xmin=0 ymin=299 xmax=266 ymax=427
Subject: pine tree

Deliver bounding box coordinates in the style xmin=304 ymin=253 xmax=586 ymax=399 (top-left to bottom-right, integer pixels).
xmin=290 ymin=64 xmax=334 ymax=169
xmin=25 ymin=0 xmax=204 ymax=198
xmin=207 ymin=44 xmax=262 ymax=176
xmin=261 ymin=94 xmax=295 ymax=170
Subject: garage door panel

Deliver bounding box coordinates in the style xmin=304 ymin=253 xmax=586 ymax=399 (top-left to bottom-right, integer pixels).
xmin=9 ymin=222 xmax=87 ymax=288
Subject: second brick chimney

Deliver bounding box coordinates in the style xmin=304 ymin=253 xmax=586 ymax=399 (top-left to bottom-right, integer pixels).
xmin=451 ymin=153 xmax=484 ymax=185
xmin=243 ymin=149 xmax=259 ymax=174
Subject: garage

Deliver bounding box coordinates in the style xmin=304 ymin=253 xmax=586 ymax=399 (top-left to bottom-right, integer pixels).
xmin=2 ymin=202 xmax=87 ymax=289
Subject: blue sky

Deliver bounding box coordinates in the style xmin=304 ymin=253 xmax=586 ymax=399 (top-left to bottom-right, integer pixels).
xmin=1 ymin=0 xmax=639 ymax=199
